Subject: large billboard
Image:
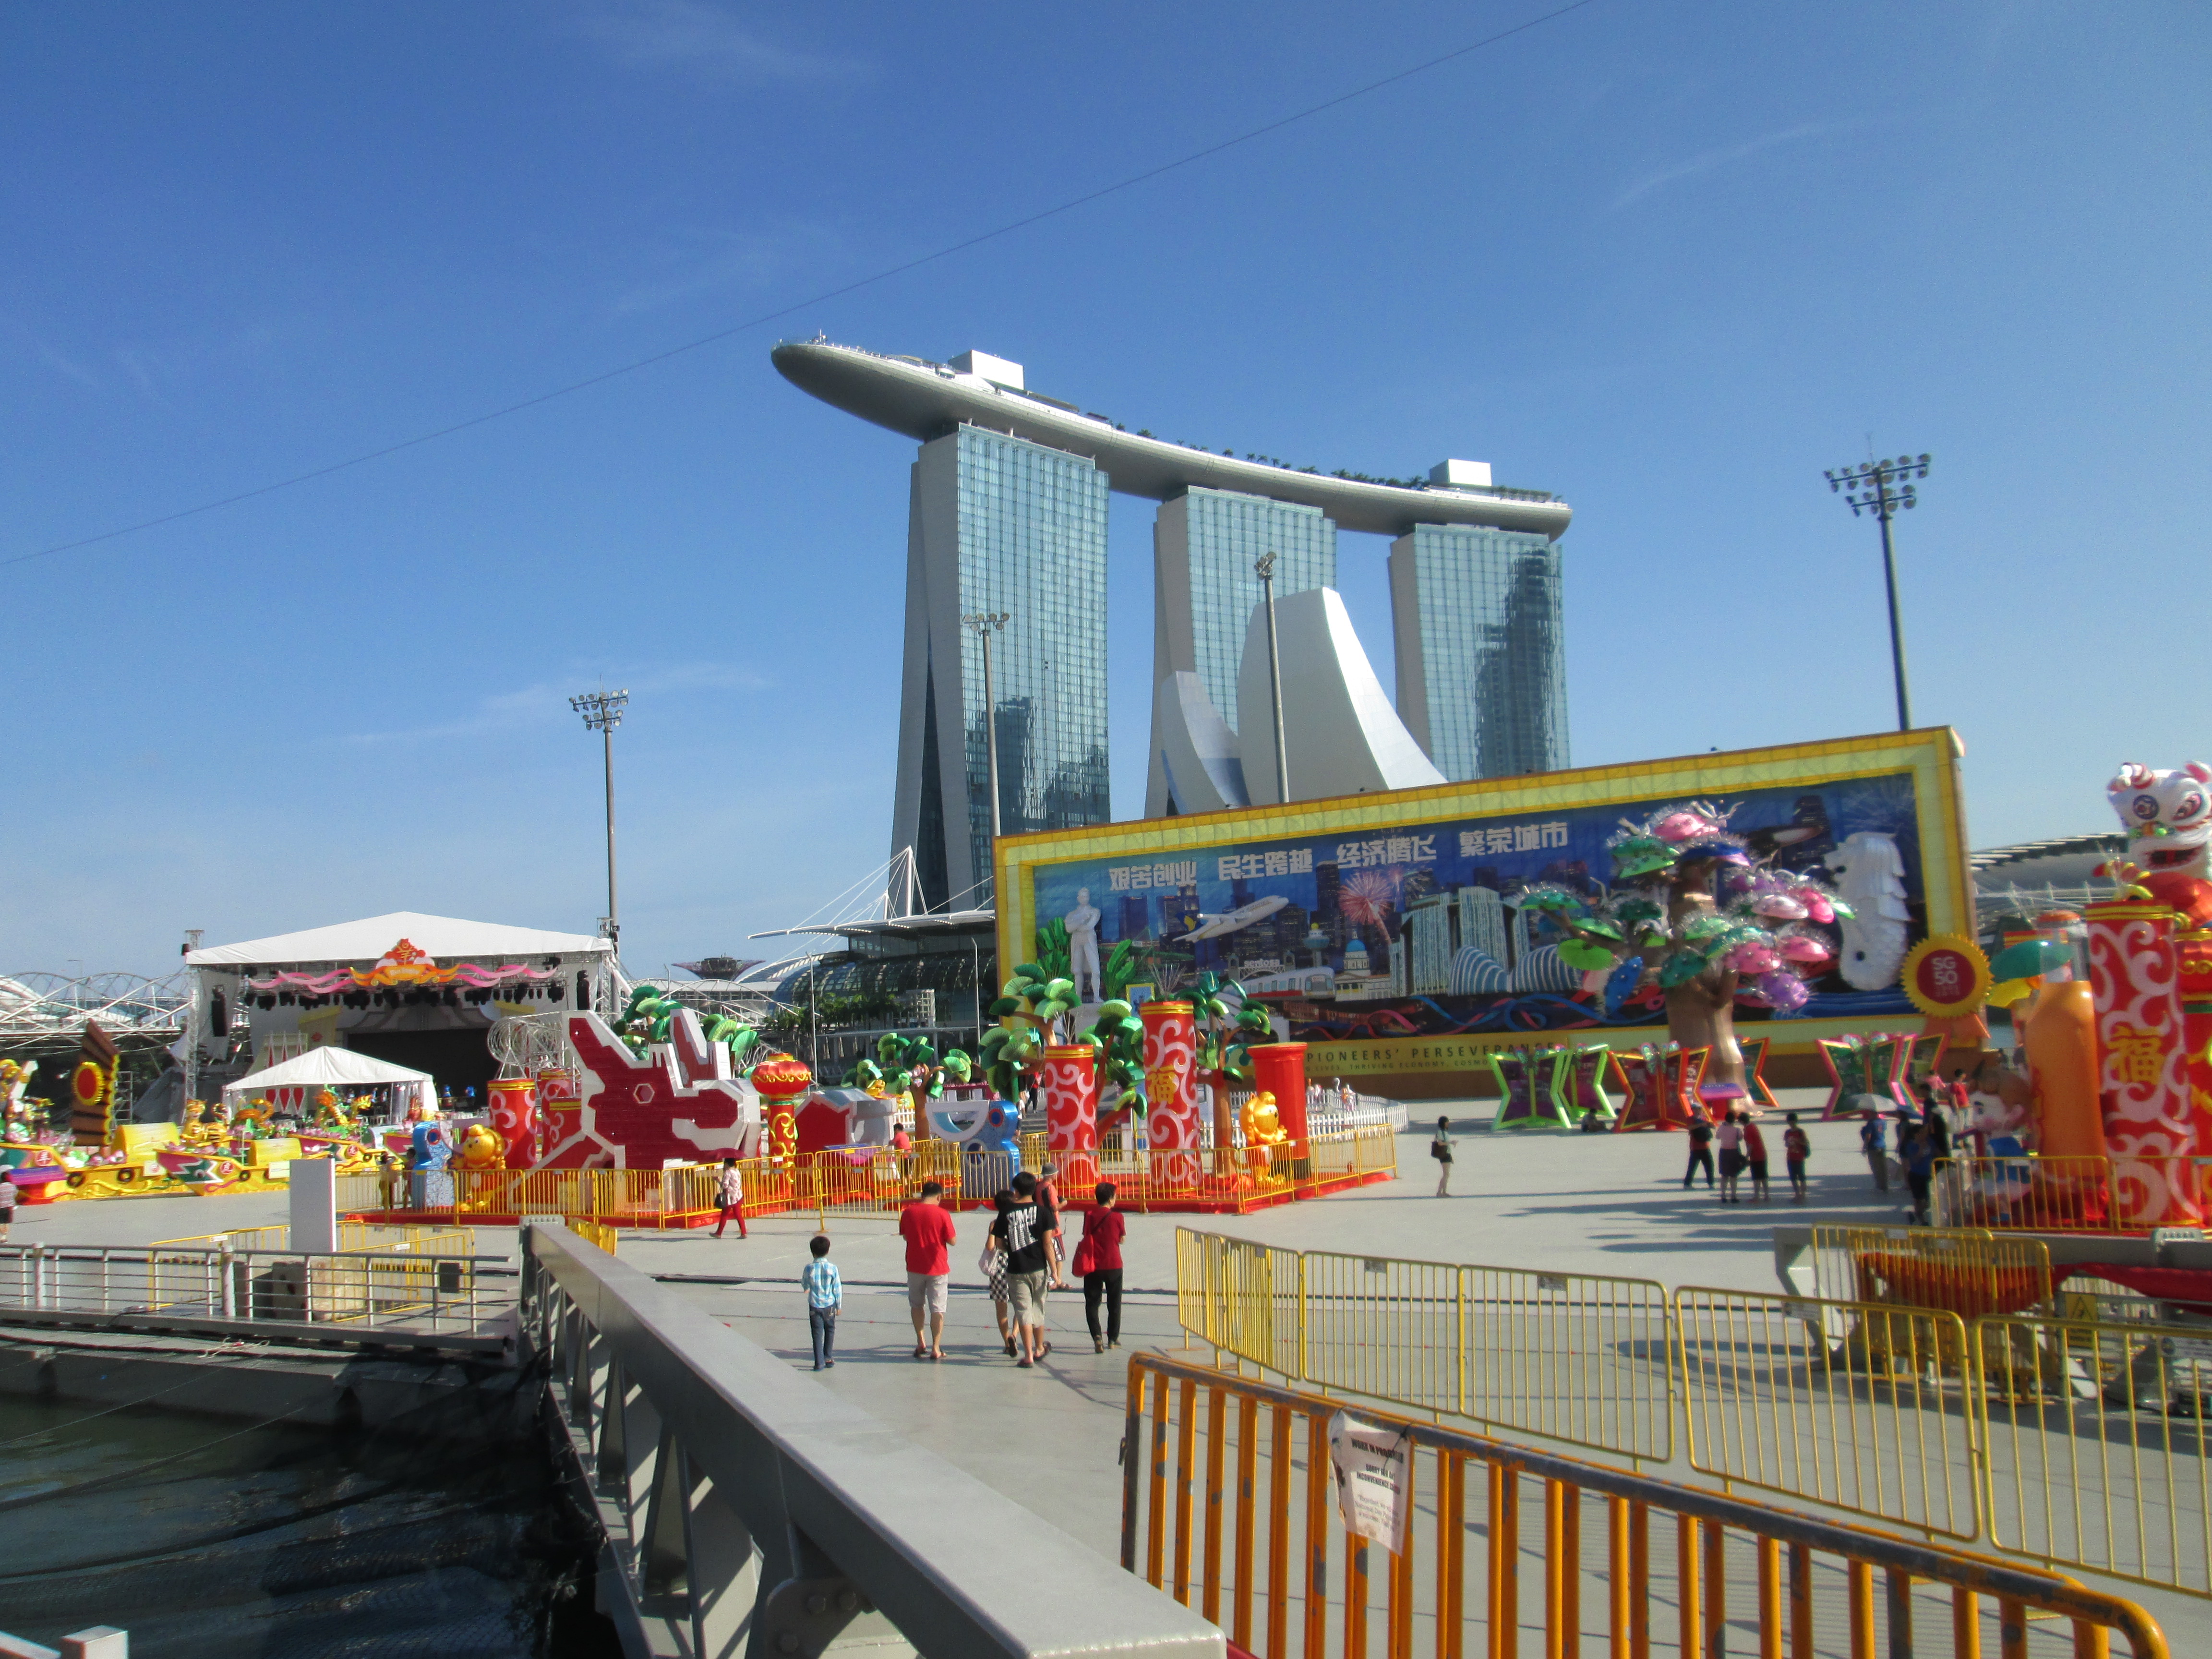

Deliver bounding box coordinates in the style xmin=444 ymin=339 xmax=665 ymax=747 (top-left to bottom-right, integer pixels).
xmin=995 ymin=729 xmax=1972 ymax=1084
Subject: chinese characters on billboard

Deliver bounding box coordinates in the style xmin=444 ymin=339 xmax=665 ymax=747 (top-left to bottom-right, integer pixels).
xmin=1027 ymin=771 xmax=1929 ymax=1045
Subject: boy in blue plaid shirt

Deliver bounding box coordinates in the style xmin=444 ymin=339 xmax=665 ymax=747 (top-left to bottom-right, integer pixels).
xmin=801 ymin=1234 xmax=842 ymax=1370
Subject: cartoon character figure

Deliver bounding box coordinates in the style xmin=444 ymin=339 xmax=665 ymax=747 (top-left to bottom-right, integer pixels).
xmin=455 ymin=1123 xmax=505 ymax=1170
xmin=1241 ymin=1090 xmax=1287 ymax=1171
xmin=2105 ymin=762 xmax=2212 ymax=924
xmin=408 ymin=1120 xmax=455 ymax=1207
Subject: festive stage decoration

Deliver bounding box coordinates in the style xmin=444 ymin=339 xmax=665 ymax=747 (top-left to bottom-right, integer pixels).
xmin=1249 ymin=1044 xmax=1309 ymax=1141
xmin=1040 ymin=1044 xmax=1099 ymax=1165
xmin=1142 ymin=999 xmax=1202 ymax=1185
xmin=537 ymin=1010 xmax=760 ymax=1170
xmin=69 ymin=1021 xmax=119 ymax=1147
xmin=1901 ymin=936 xmax=1992 ymax=1022
xmin=243 ymin=937 xmax=565 ymax=995
xmin=487 ymin=1077 xmax=538 ymax=1167
xmin=1490 ymin=1046 xmax=1570 ymax=1130
xmin=2085 ymin=897 xmax=2203 ymax=1226
xmin=1611 ymin=1046 xmax=1705 ymax=1131
xmin=1552 ymin=1045 xmax=1621 ymax=1124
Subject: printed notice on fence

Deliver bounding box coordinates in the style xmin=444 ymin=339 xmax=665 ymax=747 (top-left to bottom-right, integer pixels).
xmin=1327 ymin=1411 xmax=1411 ymax=1555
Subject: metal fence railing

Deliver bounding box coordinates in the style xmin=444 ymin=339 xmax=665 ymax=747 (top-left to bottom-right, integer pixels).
xmin=1977 ymin=1312 xmax=2212 ymax=1600
xmin=0 ymin=1242 xmax=513 ymax=1348
xmin=1674 ymin=1286 xmax=1982 ymax=1542
xmin=150 ymin=1222 xmax=479 ymax=1256
xmin=1174 ymin=1225 xmax=2212 ymax=1600
xmin=1934 ymin=1153 xmax=2212 ymax=1233
xmin=1123 ymin=1351 xmax=2171 ymax=1659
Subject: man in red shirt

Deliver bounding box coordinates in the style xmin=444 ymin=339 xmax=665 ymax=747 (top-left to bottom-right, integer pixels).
xmin=899 ymin=1179 xmax=957 ymax=1361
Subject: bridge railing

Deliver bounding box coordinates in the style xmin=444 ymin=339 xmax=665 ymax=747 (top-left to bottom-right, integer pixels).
xmin=520 ymin=1219 xmax=1220 ymax=1659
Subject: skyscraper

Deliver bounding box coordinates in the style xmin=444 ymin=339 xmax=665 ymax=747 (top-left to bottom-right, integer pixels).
xmin=1145 ymin=489 xmax=1334 ymax=816
xmin=892 ymin=423 xmax=1110 ymax=909
xmin=1390 ymin=521 xmax=1569 ymax=781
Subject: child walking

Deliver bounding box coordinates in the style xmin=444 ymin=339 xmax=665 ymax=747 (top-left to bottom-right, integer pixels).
xmin=801 ymin=1234 xmax=842 ymax=1370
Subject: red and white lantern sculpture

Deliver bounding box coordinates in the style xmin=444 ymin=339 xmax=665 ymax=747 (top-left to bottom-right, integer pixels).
xmin=487 ymin=1077 xmax=538 ymax=1167
xmin=2086 ymin=898 xmax=2204 ymax=1226
xmin=1141 ymin=999 xmax=1202 ymax=1188
xmin=1039 ymin=1044 xmax=1100 ymax=1188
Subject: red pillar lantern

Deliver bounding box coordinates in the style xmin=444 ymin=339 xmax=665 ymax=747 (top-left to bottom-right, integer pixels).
xmin=1140 ymin=1000 xmax=1201 ymax=1188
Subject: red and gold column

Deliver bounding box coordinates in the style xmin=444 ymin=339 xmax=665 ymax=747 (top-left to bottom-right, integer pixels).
xmin=2085 ymin=899 xmax=2203 ymax=1226
xmin=487 ymin=1077 xmax=538 ymax=1167
xmin=1140 ymin=999 xmax=1202 ymax=1189
xmin=752 ymin=1053 xmax=813 ymax=1164
xmin=2177 ymin=926 xmax=2212 ymax=1160
xmin=1039 ymin=1044 xmax=1099 ymax=1189
xmin=1249 ymin=1043 xmax=1309 ymax=1140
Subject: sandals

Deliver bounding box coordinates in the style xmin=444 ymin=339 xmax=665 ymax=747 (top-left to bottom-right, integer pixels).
xmin=1004 ymin=1336 xmax=1017 ymax=1357
xmin=913 ymin=1345 xmax=928 ymax=1360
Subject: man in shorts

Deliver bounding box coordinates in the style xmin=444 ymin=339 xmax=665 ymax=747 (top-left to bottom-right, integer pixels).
xmin=899 ymin=1179 xmax=956 ymax=1361
xmin=992 ymin=1170 xmax=1057 ymax=1368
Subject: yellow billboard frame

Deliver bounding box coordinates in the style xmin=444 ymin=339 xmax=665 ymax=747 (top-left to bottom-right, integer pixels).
xmin=994 ymin=726 xmax=1972 ymax=1080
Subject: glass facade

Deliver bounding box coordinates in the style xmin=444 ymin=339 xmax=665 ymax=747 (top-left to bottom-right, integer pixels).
xmin=1178 ymin=489 xmax=1335 ymax=734
xmin=1394 ymin=525 xmax=1568 ymax=780
xmin=952 ymin=426 xmax=1112 ymax=896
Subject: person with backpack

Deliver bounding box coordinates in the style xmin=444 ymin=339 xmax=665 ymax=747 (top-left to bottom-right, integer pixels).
xmin=1782 ymin=1113 xmax=1811 ymax=1202
xmin=1074 ymin=1181 xmax=1127 ymax=1353
xmin=1431 ymin=1116 xmax=1455 ymax=1197
xmin=990 ymin=1171 xmax=1058 ymax=1368
xmin=1683 ymin=1117 xmax=1716 ymax=1190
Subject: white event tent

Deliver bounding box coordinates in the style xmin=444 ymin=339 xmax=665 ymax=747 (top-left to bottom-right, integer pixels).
xmin=220 ymin=1045 xmax=436 ymax=1118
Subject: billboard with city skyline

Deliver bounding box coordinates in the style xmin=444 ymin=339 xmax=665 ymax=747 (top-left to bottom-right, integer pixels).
xmin=995 ymin=729 xmax=1973 ymax=1074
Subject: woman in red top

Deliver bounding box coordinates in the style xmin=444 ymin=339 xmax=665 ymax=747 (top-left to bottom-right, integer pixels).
xmin=1743 ymin=1116 xmax=1771 ymax=1204
xmin=1076 ymin=1182 xmax=1127 ymax=1353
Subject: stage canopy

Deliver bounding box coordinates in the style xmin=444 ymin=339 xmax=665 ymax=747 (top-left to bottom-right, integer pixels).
xmin=220 ymin=1044 xmax=436 ymax=1115
xmin=187 ymin=912 xmax=610 ymax=969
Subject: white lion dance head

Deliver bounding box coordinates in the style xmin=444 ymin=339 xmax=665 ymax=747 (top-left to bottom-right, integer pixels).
xmin=2107 ymin=762 xmax=2212 ymax=880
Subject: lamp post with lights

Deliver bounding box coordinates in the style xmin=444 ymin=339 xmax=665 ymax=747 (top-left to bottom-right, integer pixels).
xmin=569 ymin=688 xmax=628 ymax=945
xmin=1825 ymin=454 xmax=1931 ymax=732
xmin=961 ymin=612 xmax=1010 ymax=853
xmin=1254 ymin=553 xmax=1290 ymax=802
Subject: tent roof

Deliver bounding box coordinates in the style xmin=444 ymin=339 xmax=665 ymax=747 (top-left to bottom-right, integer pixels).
xmin=188 ymin=911 xmax=611 ymax=969
xmin=221 ymin=1045 xmax=433 ymax=1095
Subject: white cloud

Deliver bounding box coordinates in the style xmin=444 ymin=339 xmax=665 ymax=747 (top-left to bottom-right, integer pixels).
xmin=1611 ymin=122 xmax=1848 ymax=209
xmin=574 ymin=0 xmax=864 ymax=83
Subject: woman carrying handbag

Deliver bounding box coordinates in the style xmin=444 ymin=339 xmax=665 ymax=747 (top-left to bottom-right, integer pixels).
xmin=1074 ymin=1182 xmax=1127 ymax=1352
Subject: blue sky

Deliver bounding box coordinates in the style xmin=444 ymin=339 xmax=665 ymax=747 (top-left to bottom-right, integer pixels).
xmin=3 ymin=0 xmax=2206 ymax=981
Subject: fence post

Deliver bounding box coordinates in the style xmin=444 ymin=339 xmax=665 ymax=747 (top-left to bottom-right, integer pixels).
xmin=217 ymin=1241 xmax=234 ymax=1319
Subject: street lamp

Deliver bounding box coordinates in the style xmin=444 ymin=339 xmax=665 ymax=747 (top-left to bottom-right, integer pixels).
xmin=1254 ymin=553 xmax=1289 ymax=802
xmin=1824 ymin=454 xmax=1931 ymax=732
xmin=961 ymin=612 xmax=1010 ymax=843
xmin=569 ymin=687 xmax=628 ymax=945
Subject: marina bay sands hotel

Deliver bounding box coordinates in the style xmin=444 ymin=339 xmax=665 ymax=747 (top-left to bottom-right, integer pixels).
xmin=773 ymin=340 xmax=1573 ymax=911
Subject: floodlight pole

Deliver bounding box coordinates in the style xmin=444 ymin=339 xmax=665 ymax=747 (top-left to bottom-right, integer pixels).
xmin=1825 ymin=455 xmax=1930 ymax=732
xmin=1255 ymin=553 xmax=1289 ymax=802
xmin=570 ymin=688 xmax=629 ymax=945
xmin=961 ymin=610 xmax=1010 ymax=849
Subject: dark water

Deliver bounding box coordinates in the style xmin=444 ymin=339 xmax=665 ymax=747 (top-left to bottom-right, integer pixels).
xmin=0 ymin=1355 xmax=619 ymax=1659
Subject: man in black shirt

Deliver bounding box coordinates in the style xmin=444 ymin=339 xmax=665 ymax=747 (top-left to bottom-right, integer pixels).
xmin=1683 ymin=1118 xmax=1716 ymax=1189
xmin=991 ymin=1170 xmax=1058 ymax=1368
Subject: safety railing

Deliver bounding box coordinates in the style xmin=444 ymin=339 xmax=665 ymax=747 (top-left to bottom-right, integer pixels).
xmin=0 ymin=1242 xmax=514 ymax=1349
xmin=520 ymin=1219 xmax=1219 ymax=1659
xmin=1675 ymin=1286 xmax=1983 ymax=1542
xmin=1976 ymin=1311 xmax=2212 ymax=1600
xmin=150 ymin=1222 xmax=480 ymax=1255
xmin=569 ymin=1217 xmax=618 ymax=1254
xmin=1123 ymin=1350 xmax=2169 ymax=1659
xmin=1934 ymin=1154 xmax=2212 ymax=1234
xmin=1179 ymin=1229 xmax=1671 ymax=1463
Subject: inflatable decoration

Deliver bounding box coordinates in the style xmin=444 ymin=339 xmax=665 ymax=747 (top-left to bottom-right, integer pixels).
xmin=1490 ymin=1046 xmax=1571 ymax=1131
xmin=69 ymin=1022 xmax=118 ymax=1146
xmin=1140 ymin=999 xmax=1202 ymax=1186
xmin=1537 ymin=803 xmax=1855 ymax=1102
xmin=1240 ymin=1090 xmax=1287 ymax=1170
xmin=1039 ymin=1043 xmax=1099 ymax=1169
xmin=408 ymin=1121 xmax=455 ymax=1208
xmin=2105 ymin=762 xmax=2212 ymax=925
xmin=538 ymin=1010 xmax=761 ymax=1170
xmin=925 ymin=1097 xmax=1021 ymax=1158
xmin=2085 ymin=897 xmax=2204 ymax=1226
xmin=1249 ymin=1043 xmax=1309 ymax=1142
xmin=487 ymin=1076 xmax=538 ymax=1167
xmin=1610 ymin=1045 xmax=1705 ymax=1132
xmin=455 ymin=1123 xmax=505 ymax=1170
xmin=1552 ymin=1045 xmax=1622 ymax=1123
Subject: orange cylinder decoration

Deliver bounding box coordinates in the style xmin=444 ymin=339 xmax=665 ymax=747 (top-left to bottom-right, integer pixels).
xmin=751 ymin=1052 xmax=812 ymax=1163
xmin=1140 ymin=1000 xmax=1201 ymax=1187
xmin=2178 ymin=926 xmax=2212 ymax=1158
xmin=1248 ymin=1044 xmax=1309 ymax=1140
xmin=487 ymin=1077 xmax=538 ymax=1167
xmin=2023 ymin=980 xmax=2106 ymax=1159
xmin=2085 ymin=900 xmax=2202 ymax=1226
xmin=1039 ymin=1045 xmax=1100 ymax=1188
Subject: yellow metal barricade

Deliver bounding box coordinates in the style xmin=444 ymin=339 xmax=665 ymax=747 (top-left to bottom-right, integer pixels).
xmin=1301 ymin=1249 xmax=1462 ymax=1415
xmin=1975 ymin=1311 xmax=2212 ymax=1600
xmin=1123 ymin=1351 xmax=2170 ymax=1659
xmin=570 ymin=1217 xmax=618 ymax=1254
xmin=1458 ymin=1262 xmax=1675 ymax=1462
xmin=1675 ymin=1285 xmax=1982 ymax=1541
xmin=1939 ymin=1153 xmax=2117 ymax=1233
